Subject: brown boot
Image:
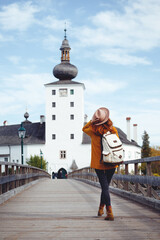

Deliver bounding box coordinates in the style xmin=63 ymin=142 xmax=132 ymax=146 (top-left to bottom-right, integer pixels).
xmin=105 ymin=206 xmax=114 ymax=221
xmin=98 ymin=204 xmax=105 ymax=216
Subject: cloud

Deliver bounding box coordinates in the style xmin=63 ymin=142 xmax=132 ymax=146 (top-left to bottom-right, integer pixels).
xmin=0 ymin=33 xmax=14 ymax=42
xmin=74 ymin=0 xmax=160 ymax=65
xmin=0 ymin=73 xmax=52 ymax=118
xmin=75 ymin=7 xmax=86 ymax=16
xmin=7 ymin=56 xmax=21 ymax=65
xmin=90 ymin=0 xmax=160 ymax=51
xmin=144 ymin=98 xmax=160 ymax=104
xmin=0 ymin=2 xmax=39 ymax=31
xmin=43 ymin=34 xmax=61 ymax=51
xmin=83 ymin=78 xmax=126 ymax=95
xmin=39 ymin=16 xmax=71 ymax=30
xmin=99 ymin=49 xmax=151 ymax=66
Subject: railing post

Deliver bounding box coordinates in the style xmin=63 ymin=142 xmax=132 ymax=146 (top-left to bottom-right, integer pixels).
xmin=11 ymin=165 xmax=15 ymax=190
xmin=135 ymin=163 xmax=138 ymax=193
xmin=16 ymin=166 xmax=19 ymax=187
xmin=147 ymin=162 xmax=152 ymax=197
xmin=5 ymin=165 xmax=9 ymax=192
xmin=0 ymin=164 xmax=2 ymax=195
xmin=124 ymin=164 xmax=128 ymax=191
xmin=117 ymin=166 xmax=120 ymax=188
xmin=20 ymin=166 xmax=23 ymax=186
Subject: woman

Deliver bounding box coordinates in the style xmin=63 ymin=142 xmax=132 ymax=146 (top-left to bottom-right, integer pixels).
xmin=82 ymin=107 xmax=119 ymax=221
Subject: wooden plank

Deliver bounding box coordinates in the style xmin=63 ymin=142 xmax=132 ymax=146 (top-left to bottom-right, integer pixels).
xmin=0 ymin=179 xmax=159 ymax=240
xmin=124 ymin=156 xmax=160 ymax=164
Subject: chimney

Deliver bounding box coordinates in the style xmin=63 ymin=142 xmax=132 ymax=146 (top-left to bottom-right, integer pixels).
xmin=40 ymin=115 xmax=45 ymax=124
xmin=133 ymin=124 xmax=138 ymax=143
xmin=3 ymin=120 xmax=8 ymax=126
xmin=84 ymin=114 xmax=88 ymax=123
xmin=126 ymin=117 xmax=131 ymax=141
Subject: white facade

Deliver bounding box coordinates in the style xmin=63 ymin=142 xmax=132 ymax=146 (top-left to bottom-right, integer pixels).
xmin=45 ymin=82 xmax=86 ymax=174
xmin=122 ymin=144 xmax=141 ymax=173
xmin=0 ymin=144 xmax=45 ymax=165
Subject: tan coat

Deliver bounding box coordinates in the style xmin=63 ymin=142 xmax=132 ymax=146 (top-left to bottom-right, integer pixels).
xmin=82 ymin=121 xmax=119 ymax=170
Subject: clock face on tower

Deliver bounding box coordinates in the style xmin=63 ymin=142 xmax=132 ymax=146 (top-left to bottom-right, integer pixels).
xmin=59 ymin=88 xmax=68 ymax=97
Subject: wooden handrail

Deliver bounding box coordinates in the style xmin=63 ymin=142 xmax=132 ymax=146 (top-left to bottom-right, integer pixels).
xmin=0 ymin=161 xmax=51 ymax=195
xmin=68 ymin=156 xmax=160 ymax=200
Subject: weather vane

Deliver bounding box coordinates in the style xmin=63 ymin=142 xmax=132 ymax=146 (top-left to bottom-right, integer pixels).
xmin=64 ymin=22 xmax=67 ymax=39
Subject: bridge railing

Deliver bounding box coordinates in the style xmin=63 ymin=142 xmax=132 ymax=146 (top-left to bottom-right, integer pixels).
xmin=0 ymin=161 xmax=51 ymax=195
xmin=68 ymin=156 xmax=160 ymax=200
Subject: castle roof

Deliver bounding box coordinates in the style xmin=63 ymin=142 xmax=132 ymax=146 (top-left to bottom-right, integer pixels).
xmin=45 ymin=80 xmax=84 ymax=87
xmin=0 ymin=121 xmax=139 ymax=147
xmin=0 ymin=122 xmax=45 ymax=146
xmin=82 ymin=123 xmax=140 ymax=147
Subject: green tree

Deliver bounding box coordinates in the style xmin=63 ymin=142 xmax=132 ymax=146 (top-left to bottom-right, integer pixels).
xmin=151 ymin=146 xmax=160 ymax=156
xmin=141 ymin=131 xmax=151 ymax=175
xmin=150 ymin=146 xmax=160 ymax=176
xmin=27 ymin=155 xmax=47 ymax=171
xmin=141 ymin=131 xmax=151 ymax=158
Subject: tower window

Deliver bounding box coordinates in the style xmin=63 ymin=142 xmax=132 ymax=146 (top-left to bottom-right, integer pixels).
xmin=52 ymin=134 xmax=56 ymax=140
xmin=60 ymin=150 xmax=66 ymax=159
xmin=52 ymin=90 xmax=56 ymax=95
xmin=52 ymin=115 xmax=56 ymax=120
xmin=70 ymin=134 xmax=74 ymax=139
xmin=70 ymin=89 xmax=74 ymax=95
xmin=70 ymin=114 xmax=74 ymax=120
xmin=52 ymin=102 xmax=56 ymax=107
xmin=59 ymin=88 xmax=68 ymax=97
xmin=70 ymin=102 xmax=74 ymax=107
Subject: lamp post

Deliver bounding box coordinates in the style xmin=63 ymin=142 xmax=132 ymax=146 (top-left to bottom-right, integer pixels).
xmin=40 ymin=149 xmax=43 ymax=169
xmin=18 ymin=123 xmax=26 ymax=165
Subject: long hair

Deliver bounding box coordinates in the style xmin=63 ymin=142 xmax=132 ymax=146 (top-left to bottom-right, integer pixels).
xmin=91 ymin=118 xmax=116 ymax=136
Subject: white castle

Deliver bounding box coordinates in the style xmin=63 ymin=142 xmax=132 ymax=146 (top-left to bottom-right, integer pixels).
xmin=0 ymin=32 xmax=141 ymax=177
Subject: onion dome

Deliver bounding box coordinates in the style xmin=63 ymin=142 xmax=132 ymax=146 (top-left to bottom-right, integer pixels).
xmin=53 ymin=28 xmax=78 ymax=81
xmin=23 ymin=111 xmax=32 ymax=124
xmin=24 ymin=111 xmax=29 ymax=120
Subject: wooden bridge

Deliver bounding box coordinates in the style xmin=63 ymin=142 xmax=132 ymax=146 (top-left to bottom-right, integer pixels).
xmin=0 ymin=157 xmax=160 ymax=240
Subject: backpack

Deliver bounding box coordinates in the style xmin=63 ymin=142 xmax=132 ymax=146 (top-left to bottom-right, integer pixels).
xmin=102 ymin=131 xmax=123 ymax=164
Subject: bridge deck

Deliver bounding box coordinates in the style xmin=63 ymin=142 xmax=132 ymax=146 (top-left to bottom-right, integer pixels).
xmin=0 ymin=179 xmax=159 ymax=240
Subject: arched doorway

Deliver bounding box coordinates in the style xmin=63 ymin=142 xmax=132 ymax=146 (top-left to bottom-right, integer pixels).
xmin=57 ymin=168 xmax=67 ymax=179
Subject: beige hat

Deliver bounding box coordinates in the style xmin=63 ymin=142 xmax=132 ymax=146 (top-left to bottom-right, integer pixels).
xmin=92 ymin=107 xmax=109 ymax=126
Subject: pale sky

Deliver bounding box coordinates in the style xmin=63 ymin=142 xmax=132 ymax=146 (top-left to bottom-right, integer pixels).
xmin=0 ymin=0 xmax=160 ymax=146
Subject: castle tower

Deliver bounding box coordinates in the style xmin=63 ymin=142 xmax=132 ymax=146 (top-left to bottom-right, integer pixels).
xmin=45 ymin=29 xmax=85 ymax=175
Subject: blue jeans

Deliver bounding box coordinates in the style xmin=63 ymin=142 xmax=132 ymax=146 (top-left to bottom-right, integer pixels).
xmin=95 ymin=168 xmax=115 ymax=207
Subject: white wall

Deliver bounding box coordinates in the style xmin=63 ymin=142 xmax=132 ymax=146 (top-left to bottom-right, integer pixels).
xmin=45 ymin=82 xmax=85 ymax=174
xmin=122 ymin=144 xmax=141 ymax=172
xmin=0 ymin=144 xmax=45 ymax=165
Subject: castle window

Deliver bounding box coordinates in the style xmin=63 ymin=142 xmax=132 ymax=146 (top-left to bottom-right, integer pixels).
xmin=70 ymin=102 xmax=74 ymax=107
xmin=60 ymin=150 xmax=66 ymax=159
xmin=4 ymin=158 xmax=8 ymax=162
xmin=70 ymin=134 xmax=74 ymax=139
xmin=52 ymin=90 xmax=56 ymax=95
xmin=59 ymin=88 xmax=68 ymax=97
xmin=70 ymin=114 xmax=74 ymax=120
xmin=52 ymin=134 xmax=56 ymax=140
xmin=70 ymin=89 xmax=74 ymax=95
xmin=52 ymin=115 xmax=56 ymax=120
xmin=128 ymin=151 xmax=131 ymax=159
xmin=52 ymin=102 xmax=56 ymax=107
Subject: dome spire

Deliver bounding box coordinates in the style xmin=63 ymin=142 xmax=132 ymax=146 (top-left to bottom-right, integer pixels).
xmin=64 ymin=22 xmax=67 ymax=40
xmin=53 ymin=29 xmax=78 ymax=81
